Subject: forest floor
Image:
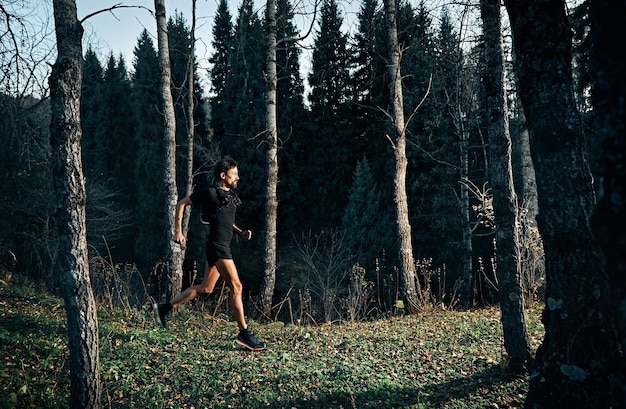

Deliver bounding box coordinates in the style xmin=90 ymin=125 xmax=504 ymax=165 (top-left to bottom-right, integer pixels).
xmin=0 ymin=271 xmax=544 ymax=409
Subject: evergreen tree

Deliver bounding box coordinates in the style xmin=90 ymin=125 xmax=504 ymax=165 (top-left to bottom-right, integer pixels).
xmin=274 ymin=0 xmax=304 ymax=127
xmin=274 ymin=0 xmax=308 ymax=236
xmin=402 ymin=0 xmax=437 ymax=137
xmin=81 ymin=48 xmax=104 ymax=183
xmin=342 ymin=158 xmax=396 ymax=274
xmin=131 ymin=29 xmax=166 ymax=272
xmin=409 ymin=8 xmax=465 ymax=276
xmin=79 ymin=52 xmax=136 ymax=261
xmin=308 ymin=0 xmax=350 ymax=111
xmin=348 ymin=0 xmax=391 ymax=183
xmin=303 ymin=0 xmax=354 ymax=229
xmin=209 ymin=0 xmax=234 ymax=145
xmin=81 ymin=49 xmax=132 ymax=257
xmin=349 ymin=0 xmax=379 ymax=106
xmin=95 ymin=54 xmax=134 ymax=183
xmin=218 ymin=0 xmax=267 ymax=232
xmin=167 ymin=12 xmax=208 ymax=195
xmin=0 ymin=94 xmax=54 ymax=282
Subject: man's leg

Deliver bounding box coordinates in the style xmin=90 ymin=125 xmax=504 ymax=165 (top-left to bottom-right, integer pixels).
xmin=214 ymin=258 xmax=246 ymax=330
xmin=214 ymin=258 xmax=266 ymax=351
xmin=170 ymin=262 xmax=220 ymax=307
xmin=153 ymin=262 xmax=220 ymax=328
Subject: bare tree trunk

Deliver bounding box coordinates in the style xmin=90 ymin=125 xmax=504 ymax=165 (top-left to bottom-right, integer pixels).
xmin=383 ymin=0 xmax=419 ymax=312
xmin=503 ymin=0 xmax=620 ymax=406
xmin=259 ymin=0 xmax=278 ymax=319
xmin=50 ymin=1 xmax=100 ymax=407
xmin=511 ymin=107 xmax=544 ymax=301
xmin=458 ymin=111 xmax=473 ymax=310
xmin=185 ymin=0 xmax=196 ymax=198
xmin=155 ymin=0 xmax=184 ymax=300
xmin=180 ymin=0 xmax=196 ymax=243
xmin=513 ymin=109 xmax=539 ymax=222
xmin=590 ymin=0 xmax=626 ymax=405
xmin=480 ymin=0 xmax=531 ymax=370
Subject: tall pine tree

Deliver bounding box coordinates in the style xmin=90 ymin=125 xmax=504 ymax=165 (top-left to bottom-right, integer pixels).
xmin=218 ymin=0 xmax=267 ymax=232
xmin=342 ymin=158 xmax=396 ymax=274
xmin=303 ymin=0 xmax=354 ymax=229
xmin=167 ymin=12 xmax=207 ymax=196
xmin=409 ymin=8 xmax=466 ymax=280
xmin=209 ymin=0 xmax=234 ymax=146
xmin=275 ymin=0 xmax=307 ymax=236
xmin=81 ymin=48 xmax=104 ymax=184
xmin=131 ymin=29 xmax=166 ymax=273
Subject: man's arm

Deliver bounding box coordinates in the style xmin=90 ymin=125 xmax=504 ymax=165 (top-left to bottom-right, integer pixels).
xmin=233 ymin=224 xmax=252 ymax=240
xmin=175 ymin=196 xmax=193 ymax=244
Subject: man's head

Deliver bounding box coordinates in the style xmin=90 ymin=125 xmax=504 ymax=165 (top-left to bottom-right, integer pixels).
xmin=214 ymin=156 xmax=239 ymax=189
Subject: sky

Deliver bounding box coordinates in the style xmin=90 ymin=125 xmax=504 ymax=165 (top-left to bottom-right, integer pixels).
xmin=77 ymin=1 xmax=366 ymax=80
xmin=40 ymin=0 xmax=364 ymax=94
xmin=77 ymin=1 xmax=263 ymax=72
xmin=17 ymin=0 xmax=456 ymax=97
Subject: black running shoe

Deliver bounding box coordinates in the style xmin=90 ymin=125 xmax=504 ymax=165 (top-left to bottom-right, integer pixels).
xmin=151 ymin=297 xmax=170 ymax=328
xmin=235 ymin=328 xmax=266 ymax=351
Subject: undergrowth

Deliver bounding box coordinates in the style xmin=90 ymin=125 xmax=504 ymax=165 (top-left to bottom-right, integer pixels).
xmin=0 ymin=271 xmax=543 ymax=408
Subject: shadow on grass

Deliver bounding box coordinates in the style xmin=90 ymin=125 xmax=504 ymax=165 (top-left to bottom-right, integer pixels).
xmin=263 ymin=363 xmax=525 ymax=409
xmin=0 ymin=298 xmax=64 ymax=338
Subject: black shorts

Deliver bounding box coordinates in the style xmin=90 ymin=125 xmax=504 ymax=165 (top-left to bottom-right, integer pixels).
xmin=206 ymin=242 xmax=232 ymax=266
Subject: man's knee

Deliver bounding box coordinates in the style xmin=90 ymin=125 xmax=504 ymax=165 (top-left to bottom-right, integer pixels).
xmin=230 ymin=280 xmax=243 ymax=295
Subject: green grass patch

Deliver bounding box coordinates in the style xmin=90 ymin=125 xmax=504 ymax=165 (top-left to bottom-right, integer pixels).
xmin=0 ymin=273 xmax=543 ymax=408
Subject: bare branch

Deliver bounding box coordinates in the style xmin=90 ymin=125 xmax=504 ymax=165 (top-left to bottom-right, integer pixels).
xmin=405 ymin=137 xmax=458 ymax=169
xmin=384 ymin=134 xmax=396 ymax=150
xmin=405 ymin=74 xmax=433 ymax=129
xmin=277 ymin=0 xmax=319 ymax=46
xmin=375 ymin=105 xmax=393 ymax=122
xmin=80 ymin=4 xmax=153 ymax=24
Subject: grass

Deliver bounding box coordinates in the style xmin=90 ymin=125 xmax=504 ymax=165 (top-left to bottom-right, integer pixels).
xmin=0 ymin=272 xmax=543 ymax=409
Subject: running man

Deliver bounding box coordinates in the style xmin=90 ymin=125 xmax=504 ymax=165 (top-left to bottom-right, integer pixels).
xmin=153 ymin=156 xmax=266 ymax=351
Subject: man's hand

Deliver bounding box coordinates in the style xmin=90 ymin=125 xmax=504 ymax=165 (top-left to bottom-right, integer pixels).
xmin=240 ymin=229 xmax=252 ymax=240
xmin=175 ymin=231 xmax=186 ymax=245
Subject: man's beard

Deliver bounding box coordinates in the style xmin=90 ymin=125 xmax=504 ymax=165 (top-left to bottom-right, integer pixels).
xmin=225 ymin=180 xmax=237 ymax=189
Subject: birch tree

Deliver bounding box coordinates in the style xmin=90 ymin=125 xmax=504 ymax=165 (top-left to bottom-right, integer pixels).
xmin=155 ymin=0 xmax=184 ymax=300
xmin=180 ymin=0 xmax=196 ymax=247
xmin=383 ymin=0 xmax=419 ymax=312
xmin=259 ymin=0 xmax=279 ymax=319
xmin=50 ymin=0 xmax=100 ymax=406
xmin=259 ymin=0 xmax=313 ymax=317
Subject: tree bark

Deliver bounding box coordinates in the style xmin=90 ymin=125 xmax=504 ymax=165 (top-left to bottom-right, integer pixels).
xmin=480 ymin=0 xmax=531 ymax=370
xmin=185 ymin=0 xmax=196 ymax=198
xmin=458 ymin=103 xmax=473 ymax=310
xmin=50 ymin=1 xmax=100 ymax=407
xmin=590 ymin=0 xmax=626 ymax=405
xmin=259 ymin=0 xmax=279 ymax=319
xmin=155 ymin=0 xmax=184 ymax=300
xmin=512 ymin=109 xmax=539 ymax=223
xmin=383 ymin=0 xmax=419 ymax=312
xmin=503 ymin=0 xmax=620 ymax=407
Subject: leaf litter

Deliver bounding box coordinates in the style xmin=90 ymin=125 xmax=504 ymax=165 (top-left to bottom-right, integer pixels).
xmin=1 ymin=280 xmax=542 ymax=408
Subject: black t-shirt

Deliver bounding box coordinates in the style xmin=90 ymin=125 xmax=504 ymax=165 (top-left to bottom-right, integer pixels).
xmin=190 ymin=186 xmax=240 ymax=246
